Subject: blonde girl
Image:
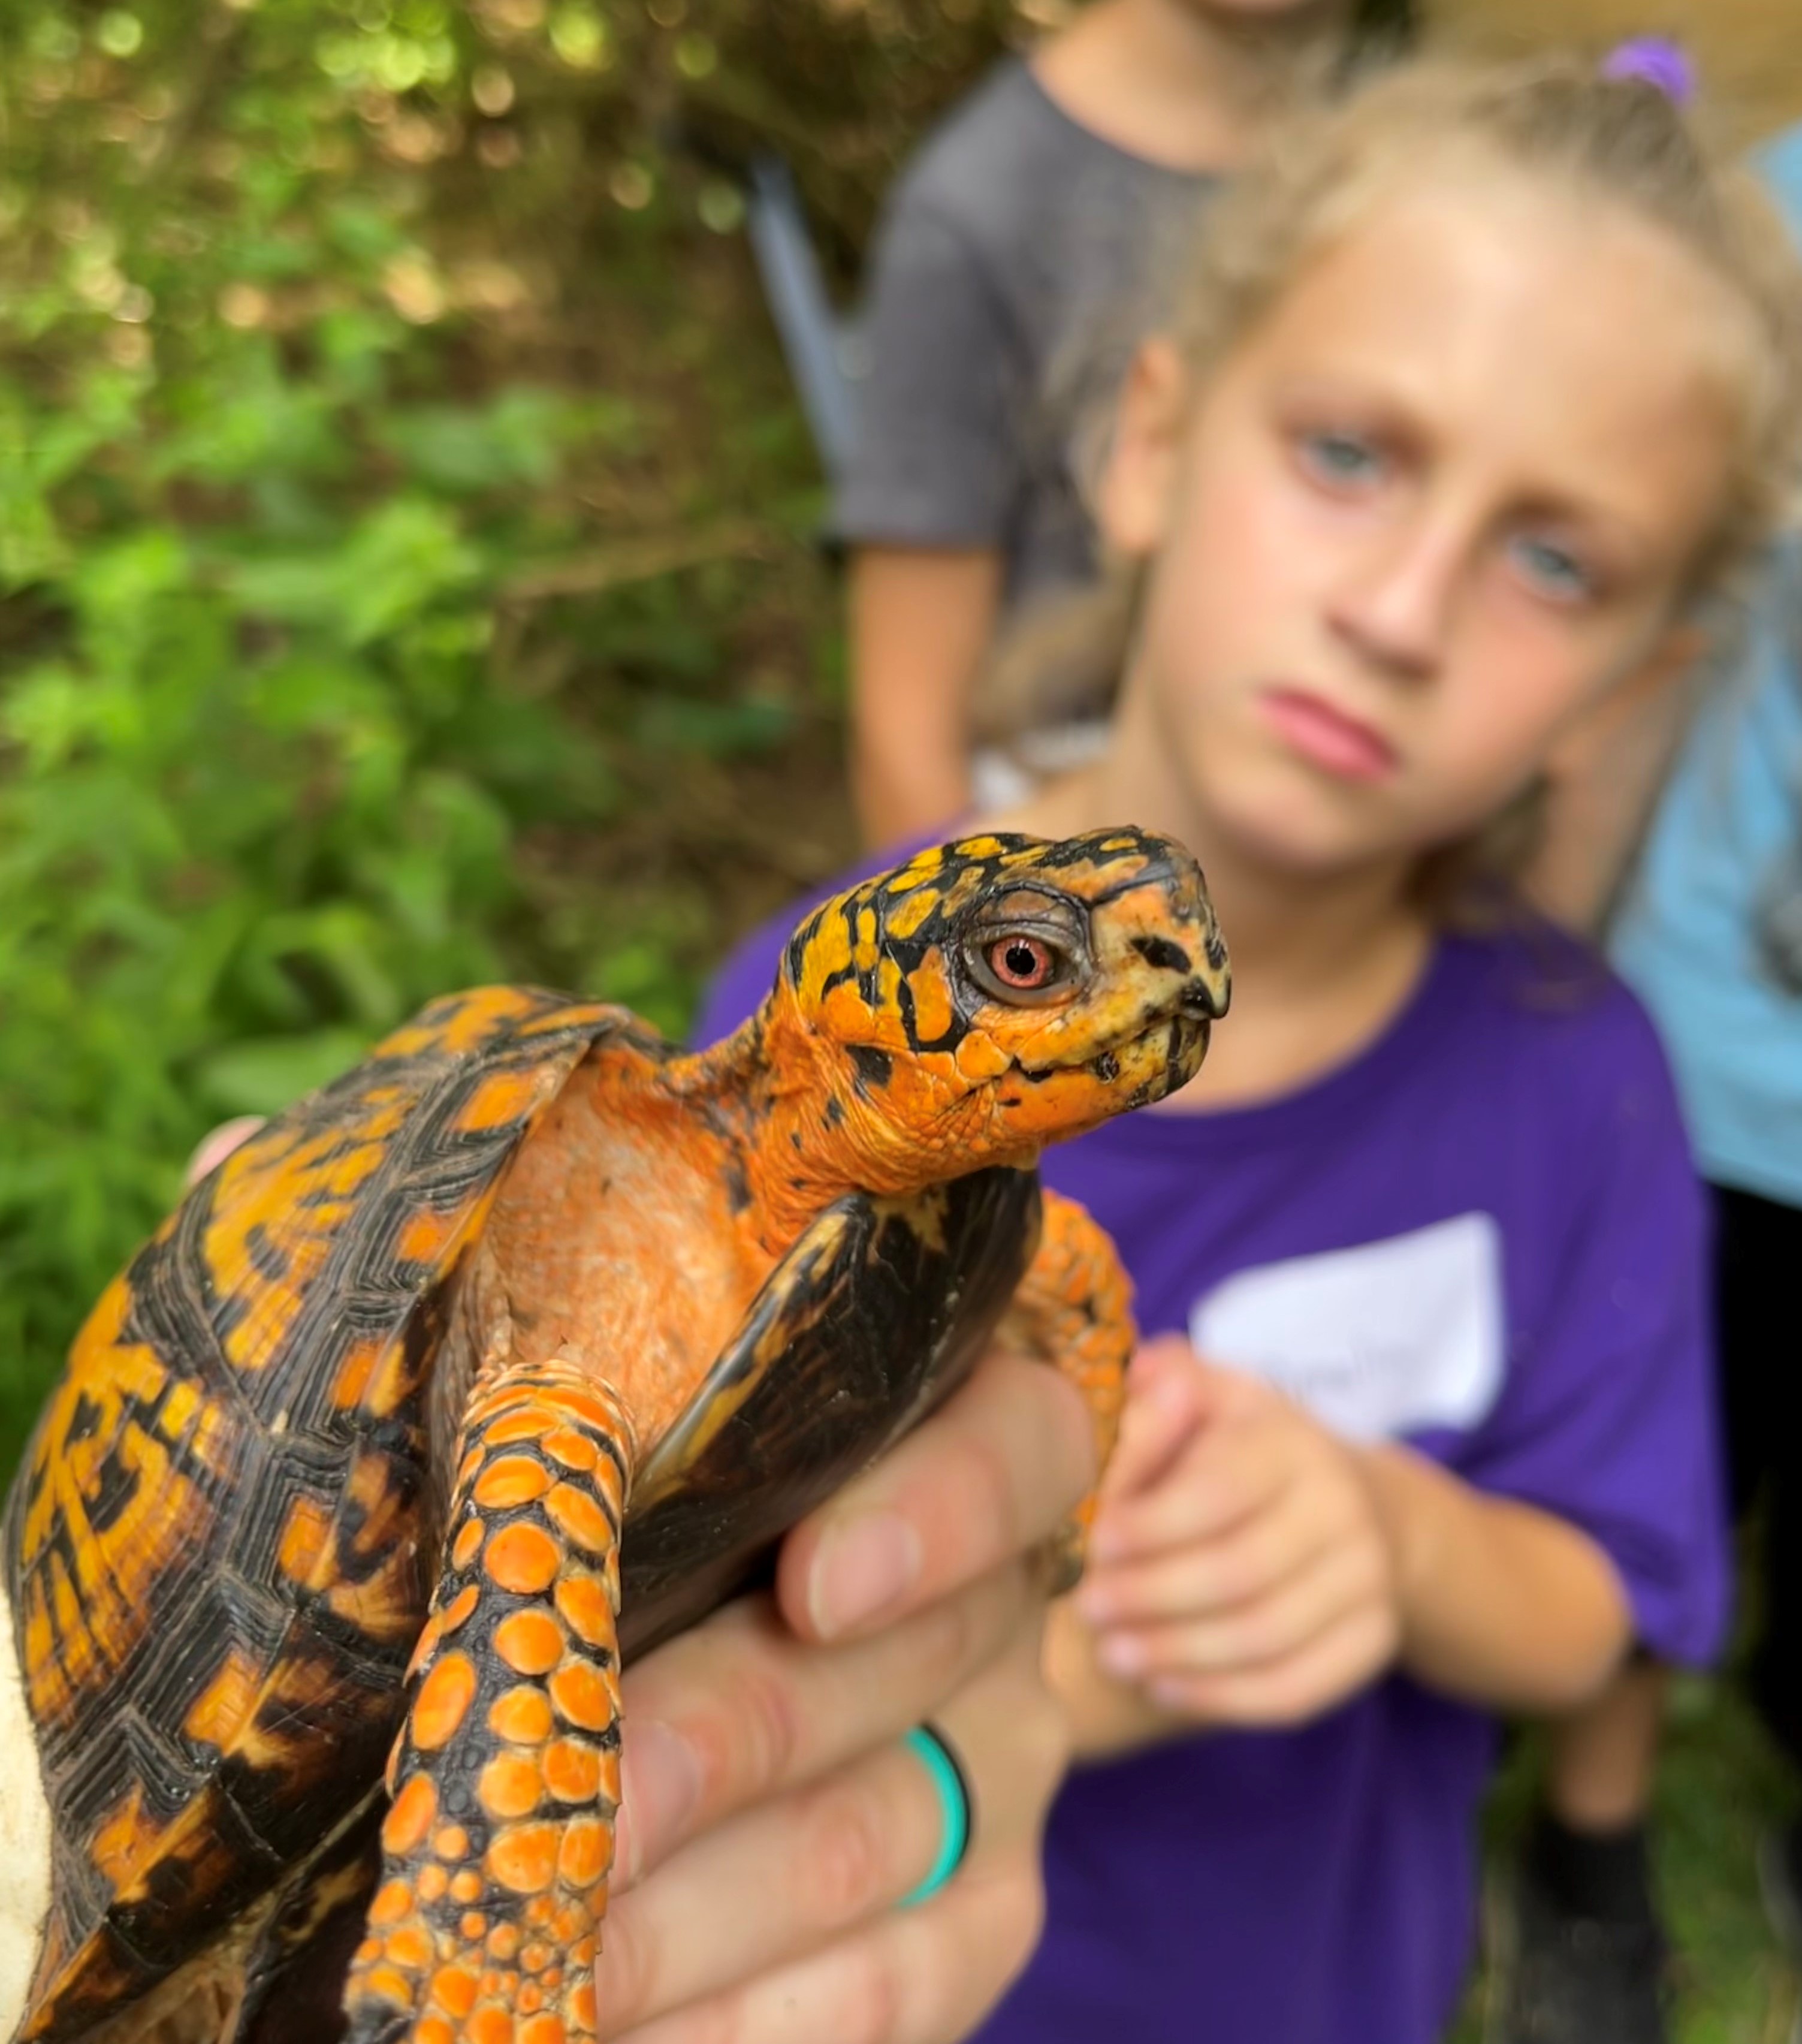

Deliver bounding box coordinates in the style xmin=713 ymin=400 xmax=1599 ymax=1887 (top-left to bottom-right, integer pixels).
xmin=701 ymin=55 xmax=1802 ymax=2044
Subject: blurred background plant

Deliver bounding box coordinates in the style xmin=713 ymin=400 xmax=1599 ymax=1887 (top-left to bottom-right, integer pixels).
xmin=0 ymin=0 xmax=1033 ymax=1473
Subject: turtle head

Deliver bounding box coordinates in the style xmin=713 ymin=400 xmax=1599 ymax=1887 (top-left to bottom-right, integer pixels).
xmin=766 ymin=827 xmax=1229 ymax=1198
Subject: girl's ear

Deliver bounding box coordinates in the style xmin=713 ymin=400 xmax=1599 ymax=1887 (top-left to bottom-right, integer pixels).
xmin=1095 ymin=338 xmax=1193 ymax=559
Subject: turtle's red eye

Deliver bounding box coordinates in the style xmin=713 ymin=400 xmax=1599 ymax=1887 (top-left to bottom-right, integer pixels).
xmin=963 ymin=891 xmax=1085 ymax=1005
xmin=988 ymin=936 xmax=1057 ymax=989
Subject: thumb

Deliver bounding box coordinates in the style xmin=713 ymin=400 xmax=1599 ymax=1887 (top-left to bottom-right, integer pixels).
xmin=185 ymin=1116 xmax=266 ymax=1189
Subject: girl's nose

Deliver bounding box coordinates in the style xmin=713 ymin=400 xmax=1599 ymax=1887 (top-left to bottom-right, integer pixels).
xmin=1326 ymin=517 xmax=1463 ymax=682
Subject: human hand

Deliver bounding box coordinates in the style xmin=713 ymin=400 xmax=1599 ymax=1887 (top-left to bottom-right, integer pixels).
xmin=184 ymin=1115 xmax=265 ymax=1186
xmin=592 ymin=1347 xmax=1095 ymax=2042
xmin=1073 ymin=1335 xmax=1403 ymax=1727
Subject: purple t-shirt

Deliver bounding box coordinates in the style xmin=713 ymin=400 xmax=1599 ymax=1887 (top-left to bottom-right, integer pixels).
xmin=697 ymin=869 xmax=1728 ymax=2044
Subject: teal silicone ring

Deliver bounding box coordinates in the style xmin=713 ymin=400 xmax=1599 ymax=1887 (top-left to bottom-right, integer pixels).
xmin=901 ymin=1723 xmax=972 ymax=1907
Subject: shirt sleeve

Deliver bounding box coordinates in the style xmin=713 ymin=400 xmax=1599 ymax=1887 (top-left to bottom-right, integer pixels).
xmin=1453 ymin=994 xmax=1731 ymax=1668
xmin=833 ymin=186 xmax=1027 ymax=552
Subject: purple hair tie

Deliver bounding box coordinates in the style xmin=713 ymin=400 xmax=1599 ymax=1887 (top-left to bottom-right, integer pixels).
xmin=1602 ymin=36 xmax=1697 ymax=105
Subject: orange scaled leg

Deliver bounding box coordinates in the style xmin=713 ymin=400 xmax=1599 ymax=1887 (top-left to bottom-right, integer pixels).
xmin=343 ymin=1355 xmax=634 ymax=2044
xmin=1003 ymin=1189 xmax=1135 ymax=1588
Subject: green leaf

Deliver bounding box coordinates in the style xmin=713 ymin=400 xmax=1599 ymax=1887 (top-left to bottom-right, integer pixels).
xmin=193 ymin=1029 xmax=376 ymax=1116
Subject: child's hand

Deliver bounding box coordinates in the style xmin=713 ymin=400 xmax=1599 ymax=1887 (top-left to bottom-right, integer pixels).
xmin=1074 ymin=1335 xmax=1403 ymax=1728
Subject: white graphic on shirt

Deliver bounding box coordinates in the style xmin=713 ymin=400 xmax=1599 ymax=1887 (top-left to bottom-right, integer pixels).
xmin=1188 ymin=1213 xmax=1504 ymax=1443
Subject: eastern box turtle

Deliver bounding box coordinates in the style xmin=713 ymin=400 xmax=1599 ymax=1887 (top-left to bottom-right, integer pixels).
xmin=0 ymin=827 xmax=1228 ymax=2044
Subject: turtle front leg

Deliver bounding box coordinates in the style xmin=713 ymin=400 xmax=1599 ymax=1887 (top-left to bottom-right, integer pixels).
xmin=1003 ymin=1189 xmax=1134 ymax=1590
xmin=344 ymin=1353 xmax=632 ymax=2044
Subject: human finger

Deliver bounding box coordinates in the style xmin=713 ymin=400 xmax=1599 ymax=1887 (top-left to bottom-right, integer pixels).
xmin=1142 ymin=1603 xmax=1402 ymax=1727
xmin=1090 ymin=1540 xmax=1391 ymax=1681
xmin=1097 ymin=1335 xmax=1210 ymax=1503
xmin=606 ymin=1857 xmax=1047 ymax=2044
xmin=183 ymin=1114 xmax=265 ymax=1187
xmin=776 ymin=1347 xmax=1095 ymax=1645
xmin=1088 ymin=1411 xmax=1288 ymax=1564
xmin=611 ymin=1561 xmax=1031 ymax=1894
xmin=597 ymin=1615 xmax=1060 ymax=2037
xmin=1077 ymin=1497 xmax=1324 ymax=1628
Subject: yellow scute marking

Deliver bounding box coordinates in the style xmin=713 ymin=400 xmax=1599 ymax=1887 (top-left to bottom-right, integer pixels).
xmin=454 ymin=1068 xmax=550 ymax=1136
xmin=20 ymin=1291 xmax=222 ymax=1725
xmin=331 ymin=1337 xmax=384 ymax=1410
xmin=324 ymin=1452 xmax=424 ymax=1639
xmin=516 ymin=999 xmax=615 ymax=1039
xmin=91 ymin=1785 xmax=165 ymax=1891
xmin=206 ymin=1132 xmax=390 ymax=1374
xmin=375 ymin=985 xmax=541 ymax=1061
xmin=183 ymin=1647 xmax=261 ymax=1748
xmin=279 ymin=1494 xmax=335 ymax=1584
xmin=399 ymin=1207 xmax=458 ymax=1269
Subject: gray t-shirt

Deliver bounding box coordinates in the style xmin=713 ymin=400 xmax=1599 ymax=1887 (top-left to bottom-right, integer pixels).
xmin=836 ymin=59 xmax=1214 ymax=616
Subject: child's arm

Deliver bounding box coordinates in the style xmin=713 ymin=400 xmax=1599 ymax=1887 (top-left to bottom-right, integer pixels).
xmin=850 ymin=545 xmax=1002 ymax=846
xmin=1527 ymin=639 xmax=1704 ymax=934
xmin=1055 ymin=1338 xmax=1631 ymax=1755
xmin=1360 ymin=1439 xmax=1631 ymax=1711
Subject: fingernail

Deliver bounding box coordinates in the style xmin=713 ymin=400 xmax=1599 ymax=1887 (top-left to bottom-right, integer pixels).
xmin=615 ymin=1718 xmax=703 ymax=1887
xmin=1098 ymin=1630 xmax=1147 ymax=1677
xmin=807 ymin=1512 xmax=923 ymax=1639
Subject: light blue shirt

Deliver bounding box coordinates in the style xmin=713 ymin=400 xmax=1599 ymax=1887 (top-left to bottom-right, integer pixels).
xmin=1608 ymin=126 xmax=1802 ymax=1207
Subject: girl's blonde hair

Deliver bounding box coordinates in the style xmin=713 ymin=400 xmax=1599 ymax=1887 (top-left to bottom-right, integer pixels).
xmin=980 ymin=55 xmax=1802 ymax=911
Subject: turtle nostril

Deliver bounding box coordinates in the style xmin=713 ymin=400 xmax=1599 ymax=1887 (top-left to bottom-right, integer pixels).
xmin=1181 ymin=977 xmax=1227 ymax=1021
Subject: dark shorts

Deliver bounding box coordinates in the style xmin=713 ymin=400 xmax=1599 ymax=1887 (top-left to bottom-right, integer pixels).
xmin=1714 ymin=1181 xmax=1802 ymax=1519
xmin=1711 ymin=1181 xmax=1802 ymax=1763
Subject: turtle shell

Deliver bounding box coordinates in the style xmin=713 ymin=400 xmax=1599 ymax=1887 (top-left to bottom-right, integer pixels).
xmin=3 ymin=987 xmax=623 ymax=2043
xmin=1 ymin=987 xmax=1046 ymax=2044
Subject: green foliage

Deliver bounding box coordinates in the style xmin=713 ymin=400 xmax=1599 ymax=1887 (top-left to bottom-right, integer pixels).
xmin=0 ymin=327 xmax=612 ymax=1473
xmin=0 ymin=0 xmax=1010 ymax=1472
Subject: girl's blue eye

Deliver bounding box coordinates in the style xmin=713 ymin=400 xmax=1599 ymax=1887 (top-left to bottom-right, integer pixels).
xmin=1299 ymin=430 xmax=1382 ymax=489
xmin=1510 ymin=534 xmax=1593 ymax=602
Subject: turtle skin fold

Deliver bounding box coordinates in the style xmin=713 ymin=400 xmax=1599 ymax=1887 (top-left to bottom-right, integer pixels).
xmin=1 ymin=825 xmax=1229 ymax=2044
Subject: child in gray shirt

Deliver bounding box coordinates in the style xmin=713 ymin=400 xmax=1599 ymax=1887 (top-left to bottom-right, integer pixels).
xmin=841 ymin=0 xmax=1412 ymax=843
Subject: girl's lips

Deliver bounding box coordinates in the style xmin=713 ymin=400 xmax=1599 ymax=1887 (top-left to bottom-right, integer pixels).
xmin=1257 ymin=686 xmax=1398 ymax=782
